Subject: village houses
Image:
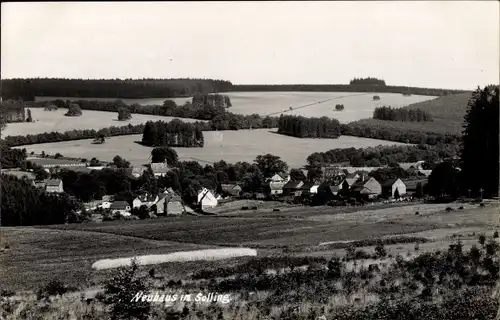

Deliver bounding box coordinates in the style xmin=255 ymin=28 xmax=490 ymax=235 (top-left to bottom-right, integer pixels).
xmin=45 ymin=179 xmax=64 ymax=193
xmin=381 ymin=178 xmax=407 ymax=198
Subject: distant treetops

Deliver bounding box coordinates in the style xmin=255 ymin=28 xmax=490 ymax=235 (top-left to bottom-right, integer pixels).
xmin=373 ymin=106 xmax=433 ymax=122
xmin=350 ymin=77 xmax=386 ymax=86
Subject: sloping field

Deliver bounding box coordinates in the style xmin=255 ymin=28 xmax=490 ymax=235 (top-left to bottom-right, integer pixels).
xmin=48 ymin=204 xmax=498 ymax=248
xmin=350 ymin=92 xmax=473 ymax=135
xmin=35 ymin=92 xmax=436 ymax=124
xmin=1 ymin=108 xmax=201 ymax=137
xmin=221 ymin=91 xmax=436 ymax=123
xmin=0 ymin=227 xmax=216 ymax=291
xmin=15 ymin=129 xmax=407 ymax=168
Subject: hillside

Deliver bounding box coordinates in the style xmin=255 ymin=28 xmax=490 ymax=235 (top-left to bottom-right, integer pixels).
xmin=348 ymin=91 xmax=473 ymax=136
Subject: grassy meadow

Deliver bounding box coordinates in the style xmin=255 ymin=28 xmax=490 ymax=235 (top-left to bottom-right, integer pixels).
xmin=14 ymin=129 xmax=408 ymax=168
xmin=350 ymin=91 xmax=473 ymax=135
xmin=1 ymin=108 xmax=203 ymax=137
xmin=1 ymin=203 xmax=497 ymax=294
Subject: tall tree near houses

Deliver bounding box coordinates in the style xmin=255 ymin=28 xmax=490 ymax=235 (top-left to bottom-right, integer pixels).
xmin=460 ymin=85 xmax=499 ymax=198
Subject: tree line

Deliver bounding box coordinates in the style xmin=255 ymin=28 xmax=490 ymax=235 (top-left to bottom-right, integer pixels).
xmin=1 ymin=78 xmax=233 ymax=100
xmin=342 ymin=122 xmax=461 ymax=145
xmin=349 ymin=77 xmax=386 ymax=86
xmin=277 ymin=115 xmax=342 ymax=138
xmin=231 ymin=84 xmax=467 ymax=96
xmin=141 ymin=120 xmax=204 ymax=147
xmin=306 ymin=144 xmax=460 ymax=167
xmin=373 ymin=106 xmax=433 ymax=122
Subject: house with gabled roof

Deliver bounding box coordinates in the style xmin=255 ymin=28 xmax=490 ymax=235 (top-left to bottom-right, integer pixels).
xmin=45 ymin=179 xmax=64 ymax=193
xmin=132 ymin=193 xmax=159 ymax=209
xmin=381 ymin=178 xmax=407 ymax=198
xmin=156 ymin=188 xmax=184 ymax=215
xmin=198 ymin=188 xmax=218 ymax=210
xmin=349 ymin=176 xmax=382 ymax=199
xmin=220 ymin=184 xmax=242 ymax=197
xmin=109 ymin=200 xmax=131 ymax=216
xmin=150 ymin=162 xmax=171 ymax=177
xmin=282 ymin=180 xmax=304 ymax=197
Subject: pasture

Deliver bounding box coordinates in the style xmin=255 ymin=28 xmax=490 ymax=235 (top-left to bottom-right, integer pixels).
xmin=15 ymin=129 xmax=408 ymax=168
xmin=35 ymin=91 xmax=437 ymax=124
xmin=1 ymin=203 xmax=497 ymax=292
xmin=220 ymin=91 xmax=436 ymax=122
xmin=350 ymin=91 xmax=473 ymax=135
xmin=1 ymin=108 xmax=201 ymax=137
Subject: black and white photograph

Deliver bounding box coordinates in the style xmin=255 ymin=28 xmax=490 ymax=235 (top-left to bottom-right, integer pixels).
xmin=1 ymin=1 xmax=499 ymax=319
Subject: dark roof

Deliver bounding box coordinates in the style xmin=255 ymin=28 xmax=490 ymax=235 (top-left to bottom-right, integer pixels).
xmin=403 ymin=179 xmax=428 ymax=190
xmin=301 ymin=182 xmax=314 ymax=190
xmin=283 ymin=180 xmax=302 ymax=189
xmin=381 ymin=178 xmax=399 ymax=187
xmin=46 ymin=179 xmax=62 ymax=186
xmin=110 ymin=201 xmax=130 ymax=209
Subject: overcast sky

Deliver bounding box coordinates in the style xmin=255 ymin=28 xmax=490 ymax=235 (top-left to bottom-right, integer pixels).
xmin=1 ymin=2 xmax=499 ymax=89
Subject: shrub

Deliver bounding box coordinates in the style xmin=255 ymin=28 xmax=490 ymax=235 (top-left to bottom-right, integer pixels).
xmin=445 ymin=207 xmax=454 ymax=212
xmin=102 ymin=258 xmax=151 ymax=320
xmin=479 ymin=234 xmax=486 ymax=246
xmin=415 ymin=211 xmax=420 ymax=215
xmin=375 ymin=242 xmax=387 ymax=258
xmin=493 ymin=231 xmax=499 ymax=238
xmin=479 ymin=203 xmax=485 ymax=207
xmin=37 ymin=279 xmax=69 ymax=299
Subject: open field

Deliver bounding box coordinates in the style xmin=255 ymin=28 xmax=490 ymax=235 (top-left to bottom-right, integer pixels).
xmin=35 ymin=91 xmax=436 ymax=124
xmin=35 ymin=96 xmax=192 ymax=107
xmin=1 ymin=108 xmax=201 ymax=137
xmin=14 ymin=129 xmax=408 ymax=168
xmin=219 ymin=91 xmax=436 ymax=121
xmin=1 ymin=203 xmax=497 ymax=292
xmin=0 ymin=227 xmax=217 ymax=292
xmin=349 ymin=92 xmax=473 ymax=135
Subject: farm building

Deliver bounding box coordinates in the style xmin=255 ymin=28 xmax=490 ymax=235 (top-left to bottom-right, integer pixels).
xmin=45 ymin=179 xmax=64 ymax=193
xmin=26 ymin=157 xmax=87 ymax=169
xmin=320 ymin=166 xmax=346 ymax=181
xmin=403 ymin=179 xmax=427 ymax=196
xmin=1 ymin=100 xmax=25 ymax=123
xmin=220 ymin=184 xmax=242 ymax=197
xmin=198 ymin=188 xmax=218 ymax=210
xmin=127 ymin=166 xmax=147 ymax=178
xmin=339 ymin=174 xmax=360 ymax=189
xmin=300 ymin=181 xmax=321 ymax=195
xmin=33 ymin=180 xmax=47 ymax=189
xmin=109 ymin=201 xmax=131 ymax=216
xmin=349 ymin=176 xmax=382 ymax=199
xmin=381 ymin=178 xmax=407 ymax=198
xmin=150 ymin=162 xmax=171 ymax=177
xmin=282 ymin=180 xmax=304 ymax=197
xmin=267 ymin=173 xmax=289 ymax=183
xmin=156 ymin=188 xmax=184 ymax=215
xmin=133 ymin=193 xmax=159 ymax=209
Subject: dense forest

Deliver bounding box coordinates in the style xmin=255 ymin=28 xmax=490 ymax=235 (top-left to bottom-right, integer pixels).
xmin=306 ymin=144 xmax=460 ymax=167
xmin=373 ymin=106 xmax=433 ymax=122
xmin=349 ymin=77 xmax=386 ymax=86
xmin=231 ymin=84 xmax=466 ymax=96
xmin=277 ymin=115 xmax=342 ymax=138
xmin=141 ymin=120 xmax=204 ymax=147
xmin=1 ymin=78 xmax=233 ymax=100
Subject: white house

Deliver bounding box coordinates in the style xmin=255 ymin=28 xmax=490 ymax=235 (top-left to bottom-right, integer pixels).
xmin=109 ymin=201 xmax=131 ymax=216
xmin=198 ymin=188 xmax=218 ymax=210
xmin=381 ymin=178 xmax=407 ymax=198
xmin=100 ymin=201 xmax=112 ymax=209
xmin=132 ymin=193 xmax=159 ymax=209
xmin=309 ymin=182 xmax=321 ymax=194
xmin=150 ymin=163 xmax=171 ymax=177
xmin=45 ymin=179 xmax=64 ymax=193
